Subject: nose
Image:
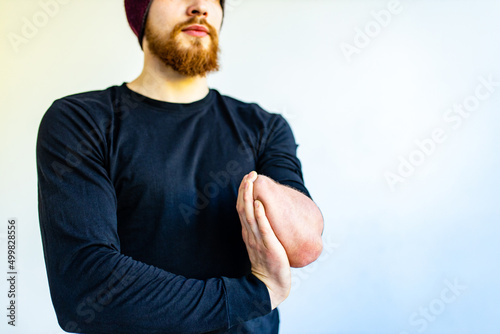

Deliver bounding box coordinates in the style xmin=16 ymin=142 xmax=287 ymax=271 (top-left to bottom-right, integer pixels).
xmin=186 ymin=1 xmax=209 ymax=18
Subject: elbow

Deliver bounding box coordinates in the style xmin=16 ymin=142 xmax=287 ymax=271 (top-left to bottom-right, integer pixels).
xmin=55 ymin=301 xmax=118 ymax=333
xmin=57 ymin=319 xmax=84 ymax=334
xmin=48 ymin=286 xmax=84 ymax=332
xmin=54 ymin=308 xmax=87 ymax=333
xmin=51 ymin=286 xmax=109 ymax=333
xmin=53 ymin=299 xmax=99 ymax=333
xmin=290 ymin=212 xmax=324 ymax=268
xmin=289 ymin=236 xmax=323 ymax=268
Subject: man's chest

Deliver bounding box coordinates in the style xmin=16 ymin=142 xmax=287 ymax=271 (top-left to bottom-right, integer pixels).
xmin=107 ymin=116 xmax=258 ymax=223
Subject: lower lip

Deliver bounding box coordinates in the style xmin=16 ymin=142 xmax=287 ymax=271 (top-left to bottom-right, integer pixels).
xmin=183 ymin=30 xmax=208 ymax=37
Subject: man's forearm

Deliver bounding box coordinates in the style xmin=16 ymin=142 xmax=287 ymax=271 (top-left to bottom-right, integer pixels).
xmin=252 ymin=174 xmax=324 ymax=268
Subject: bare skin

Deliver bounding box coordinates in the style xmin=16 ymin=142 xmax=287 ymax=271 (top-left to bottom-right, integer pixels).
xmin=252 ymin=174 xmax=324 ymax=268
xmin=236 ymin=171 xmax=324 ymax=307
xmin=236 ymin=171 xmax=291 ymax=309
xmin=127 ymin=0 xmax=223 ymax=103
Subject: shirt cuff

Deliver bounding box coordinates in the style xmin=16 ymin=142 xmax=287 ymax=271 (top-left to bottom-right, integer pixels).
xmin=221 ymin=274 xmax=272 ymax=329
xmin=275 ymin=179 xmax=312 ymax=200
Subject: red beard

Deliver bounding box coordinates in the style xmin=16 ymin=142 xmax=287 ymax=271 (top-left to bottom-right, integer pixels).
xmin=144 ymin=16 xmax=220 ymax=77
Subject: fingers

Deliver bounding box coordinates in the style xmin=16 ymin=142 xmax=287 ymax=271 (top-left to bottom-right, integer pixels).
xmin=237 ymin=171 xmax=259 ymax=242
xmin=247 ymin=171 xmax=258 ymax=183
xmin=253 ymin=200 xmax=276 ymax=250
xmin=237 ymin=172 xmax=256 ymax=211
xmin=244 ymin=174 xmax=262 ymax=243
xmin=253 ymin=200 xmax=267 ymax=233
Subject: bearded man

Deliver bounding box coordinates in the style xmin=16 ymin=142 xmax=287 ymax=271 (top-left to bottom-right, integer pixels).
xmin=36 ymin=1 xmax=324 ymax=333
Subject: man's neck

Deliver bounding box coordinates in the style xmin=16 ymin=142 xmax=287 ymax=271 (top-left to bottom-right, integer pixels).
xmin=127 ymin=55 xmax=210 ymax=104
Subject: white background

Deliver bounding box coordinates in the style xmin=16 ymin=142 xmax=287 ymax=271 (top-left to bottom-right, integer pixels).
xmin=1 ymin=0 xmax=499 ymax=333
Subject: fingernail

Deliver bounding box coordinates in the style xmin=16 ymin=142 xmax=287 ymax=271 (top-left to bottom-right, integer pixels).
xmin=254 ymin=200 xmax=260 ymax=208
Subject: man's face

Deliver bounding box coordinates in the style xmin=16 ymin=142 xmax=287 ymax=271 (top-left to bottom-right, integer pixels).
xmin=144 ymin=0 xmax=223 ymax=77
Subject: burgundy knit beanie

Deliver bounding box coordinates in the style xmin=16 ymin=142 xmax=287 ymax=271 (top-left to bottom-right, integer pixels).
xmin=125 ymin=0 xmax=225 ymax=48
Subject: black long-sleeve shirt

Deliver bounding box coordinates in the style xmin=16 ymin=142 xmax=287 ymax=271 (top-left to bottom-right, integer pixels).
xmin=36 ymin=83 xmax=311 ymax=334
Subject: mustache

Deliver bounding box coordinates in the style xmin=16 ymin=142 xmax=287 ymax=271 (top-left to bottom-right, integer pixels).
xmin=172 ymin=17 xmax=218 ymax=37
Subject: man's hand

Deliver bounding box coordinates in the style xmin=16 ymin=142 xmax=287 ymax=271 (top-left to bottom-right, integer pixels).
xmin=236 ymin=171 xmax=291 ymax=310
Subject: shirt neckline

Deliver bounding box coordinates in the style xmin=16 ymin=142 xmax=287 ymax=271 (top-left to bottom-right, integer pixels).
xmin=120 ymin=82 xmax=215 ymax=113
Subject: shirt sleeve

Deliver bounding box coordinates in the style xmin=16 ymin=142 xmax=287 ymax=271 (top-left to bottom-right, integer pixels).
xmin=36 ymin=99 xmax=271 ymax=334
xmin=256 ymin=114 xmax=312 ymax=200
